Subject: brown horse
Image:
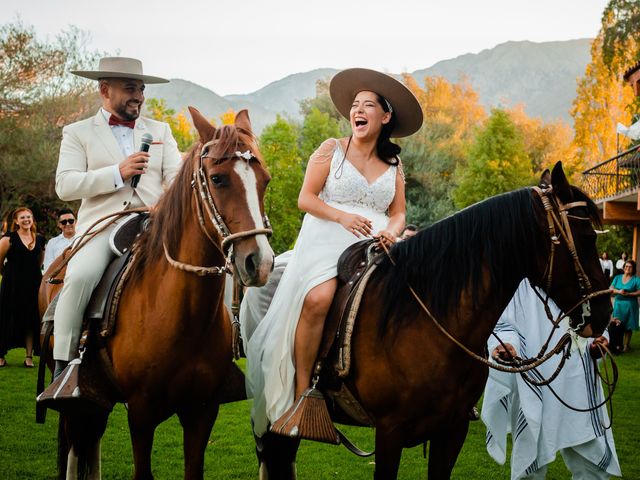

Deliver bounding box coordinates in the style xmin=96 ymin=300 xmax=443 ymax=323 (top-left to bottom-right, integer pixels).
xmin=256 ymin=163 xmax=612 ymax=479
xmin=41 ymin=107 xmax=274 ymax=479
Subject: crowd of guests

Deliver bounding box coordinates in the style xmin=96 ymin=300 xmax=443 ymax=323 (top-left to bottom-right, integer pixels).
xmin=0 ymin=207 xmax=76 ymax=367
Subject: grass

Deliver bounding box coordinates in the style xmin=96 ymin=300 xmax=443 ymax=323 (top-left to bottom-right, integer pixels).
xmin=0 ymin=349 xmax=638 ymax=479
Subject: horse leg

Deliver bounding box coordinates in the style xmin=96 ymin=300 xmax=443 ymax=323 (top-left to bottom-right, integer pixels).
xmin=177 ymin=402 xmax=220 ymax=480
xmin=128 ymin=415 xmax=157 ymax=480
xmin=255 ymin=432 xmax=300 ymax=480
xmin=374 ymin=427 xmax=404 ymax=480
xmin=427 ymin=419 xmax=469 ymax=480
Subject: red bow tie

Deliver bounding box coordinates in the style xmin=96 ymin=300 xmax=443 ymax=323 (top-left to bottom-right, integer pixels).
xmin=108 ymin=115 xmax=135 ymax=129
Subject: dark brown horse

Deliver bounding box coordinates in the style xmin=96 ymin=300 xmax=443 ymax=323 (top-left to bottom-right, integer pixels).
xmin=41 ymin=108 xmax=274 ymax=479
xmin=257 ymin=163 xmax=612 ymax=479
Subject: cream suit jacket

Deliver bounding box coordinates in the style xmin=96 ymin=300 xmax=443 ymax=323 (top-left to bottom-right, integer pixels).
xmin=56 ymin=110 xmax=181 ymax=234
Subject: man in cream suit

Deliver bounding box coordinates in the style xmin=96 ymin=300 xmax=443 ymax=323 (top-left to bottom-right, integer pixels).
xmin=52 ymin=57 xmax=181 ymax=375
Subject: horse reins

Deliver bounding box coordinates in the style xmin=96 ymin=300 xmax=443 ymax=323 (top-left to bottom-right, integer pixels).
xmin=162 ymin=141 xmax=272 ymax=277
xmin=380 ymin=186 xmax=613 ymax=376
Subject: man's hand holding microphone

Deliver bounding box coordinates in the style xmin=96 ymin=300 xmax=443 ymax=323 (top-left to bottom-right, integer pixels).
xmin=119 ymin=133 xmax=153 ymax=187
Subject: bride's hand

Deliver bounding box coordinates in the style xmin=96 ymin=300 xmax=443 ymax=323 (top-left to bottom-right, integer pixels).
xmin=373 ymin=230 xmax=397 ymax=247
xmin=338 ymin=213 xmax=372 ymax=238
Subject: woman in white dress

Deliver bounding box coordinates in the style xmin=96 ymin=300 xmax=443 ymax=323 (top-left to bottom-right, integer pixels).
xmin=243 ymin=68 xmax=423 ymax=439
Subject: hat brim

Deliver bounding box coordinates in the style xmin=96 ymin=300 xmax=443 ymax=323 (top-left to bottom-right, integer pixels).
xmin=329 ymin=68 xmax=423 ymax=138
xmin=71 ymin=70 xmax=169 ymax=84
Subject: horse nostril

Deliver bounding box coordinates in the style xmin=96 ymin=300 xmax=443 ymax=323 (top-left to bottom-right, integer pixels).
xmin=245 ymin=253 xmax=258 ymax=278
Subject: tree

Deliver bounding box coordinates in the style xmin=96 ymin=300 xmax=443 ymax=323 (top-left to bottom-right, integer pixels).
xmin=506 ymin=105 xmax=578 ymax=180
xmin=601 ymin=0 xmax=640 ymax=69
xmin=571 ymin=33 xmax=635 ymax=168
xmin=452 ymin=109 xmax=532 ymax=209
xmin=219 ymin=108 xmax=236 ymax=126
xmin=145 ymin=98 xmax=196 ymax=151
xmin=0 ymin=21 xmax=103 ymax=236
xmin=400 ymin=75 xmax=486 ymax=225
xmin=298 ymin=78 xmax=349 ymax=164
xmin=298 ymin=107 xmax=342 ymax=165
xmin=259 ymin=116 xmax=304 ymax=254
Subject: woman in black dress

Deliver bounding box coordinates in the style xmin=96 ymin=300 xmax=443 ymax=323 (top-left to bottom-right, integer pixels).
xmin=0 ymin=207 xmax=45 ymax=367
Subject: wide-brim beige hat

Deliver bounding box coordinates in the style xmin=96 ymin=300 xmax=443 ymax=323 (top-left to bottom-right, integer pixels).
xmin=71 ymin=56 xmax=169 ymax=84
xmin=330 ymin=68 xmax=423 ymax=138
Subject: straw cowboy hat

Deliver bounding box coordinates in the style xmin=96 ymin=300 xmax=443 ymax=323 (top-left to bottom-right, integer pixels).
xmin=71 ymin=56 xmax=169 ymax=84
xmin=330 ymin=68 xmax=423 ymax=138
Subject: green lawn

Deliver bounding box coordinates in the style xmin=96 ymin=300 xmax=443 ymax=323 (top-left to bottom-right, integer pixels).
xmin=0 ymin=349 xmax=638 ymax=479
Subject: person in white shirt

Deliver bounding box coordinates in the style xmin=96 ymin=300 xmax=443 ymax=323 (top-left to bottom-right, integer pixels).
xmin=43 ymin=208 xmax=76 ymax=272
xmin=614 ymin=252 xmax=627 ymax=275
xmin=599 ymin=252 xmax=614 ymax=279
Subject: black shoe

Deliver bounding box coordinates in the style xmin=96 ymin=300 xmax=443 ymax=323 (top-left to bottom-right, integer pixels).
xmin=53 ymin=360 xmax=68 ymax=379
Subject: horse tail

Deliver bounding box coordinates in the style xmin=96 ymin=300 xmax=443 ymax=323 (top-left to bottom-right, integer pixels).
xmin=59 ymin=411 xmax=108 ymax=479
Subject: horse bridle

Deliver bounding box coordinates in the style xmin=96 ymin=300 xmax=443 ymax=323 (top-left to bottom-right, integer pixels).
xmin=532 ymin=185 xmax=611 ymax=333
xmin=163 ymin=141 xmax=272 ymax=277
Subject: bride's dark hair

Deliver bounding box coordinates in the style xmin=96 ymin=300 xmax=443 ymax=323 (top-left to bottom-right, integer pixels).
xmin=376 ymin=93 xmax=401 ymax=165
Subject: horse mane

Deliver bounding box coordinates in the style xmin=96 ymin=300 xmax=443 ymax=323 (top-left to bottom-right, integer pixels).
xmin=377 ymin=185 xmax=601 ymax=334
xmin=129 ymin=124 xmax=263 ymax=281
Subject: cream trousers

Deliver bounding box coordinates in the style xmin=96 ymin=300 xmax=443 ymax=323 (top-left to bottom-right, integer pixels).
xmin=52 ymin=225 xmax=116 ymax=361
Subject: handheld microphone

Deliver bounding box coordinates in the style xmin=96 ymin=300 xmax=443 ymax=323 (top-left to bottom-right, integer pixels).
xmin=131 ymin=133 xmax=153 ymax=188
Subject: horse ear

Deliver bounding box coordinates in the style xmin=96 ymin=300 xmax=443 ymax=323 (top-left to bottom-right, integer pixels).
xmin=550 ymin=161 xmax=573 ymax=200
xmin=188 ymin=106 xmax=216 ymax=143
xmin=235 ymin=109 xmax=252 ymax=134
xmin=539 ymin=169 xmax=551 ymax=188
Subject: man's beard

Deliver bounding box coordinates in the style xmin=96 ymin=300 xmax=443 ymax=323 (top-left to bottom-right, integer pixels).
xmin=115 ymin=102 xmax=141 ymax=121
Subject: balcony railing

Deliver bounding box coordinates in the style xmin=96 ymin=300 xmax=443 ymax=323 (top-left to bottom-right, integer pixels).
xmin=582 ymin=145 xmax=640 ymax=201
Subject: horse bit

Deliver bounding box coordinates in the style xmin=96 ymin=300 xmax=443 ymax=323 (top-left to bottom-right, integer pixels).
xmin=163 ymin=141 xmax=273 ymax=277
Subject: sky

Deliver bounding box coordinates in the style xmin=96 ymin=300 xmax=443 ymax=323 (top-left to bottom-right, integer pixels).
xmin=3 ymin=0 xmax=610 ymax=96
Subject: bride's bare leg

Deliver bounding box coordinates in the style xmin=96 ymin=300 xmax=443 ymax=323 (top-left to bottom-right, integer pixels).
xmin=294 ymin=278 xmax=337 ymax=399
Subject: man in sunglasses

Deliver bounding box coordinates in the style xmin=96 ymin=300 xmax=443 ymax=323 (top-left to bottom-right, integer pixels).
xmin=43 ymin=209 xmax=77 ymax=272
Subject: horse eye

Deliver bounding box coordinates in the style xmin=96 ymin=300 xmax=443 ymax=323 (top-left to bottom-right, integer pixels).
xmin=209 ymin=174 xmax=228 ymax=187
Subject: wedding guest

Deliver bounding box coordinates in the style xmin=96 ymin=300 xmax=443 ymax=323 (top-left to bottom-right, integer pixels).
xmin=43 ymin=208 xmax=76 ymax=272
xmin=0 ymin=207 xmax=45 ymax=367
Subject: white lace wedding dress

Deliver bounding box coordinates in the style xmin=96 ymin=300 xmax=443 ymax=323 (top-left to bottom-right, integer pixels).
xmin=242 ymin=138 xmax=398 ymax=436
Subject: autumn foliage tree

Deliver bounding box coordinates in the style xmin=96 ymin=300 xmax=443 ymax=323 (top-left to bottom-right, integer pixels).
xmin=145 ymin=98 xmax=196 ymax=152
xmin=0 ymin=21 xmax=103 ymax=235
xmin=506 ymin=105 xmax=578 ymax=179
xmin=571 ymin=33 xmax=635 ymax=167
xmin=401 ymin=75 xmax=486 ymax=225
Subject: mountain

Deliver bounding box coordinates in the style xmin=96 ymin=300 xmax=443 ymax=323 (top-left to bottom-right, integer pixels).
xmin=144 ymin=79 xmax=277 ymax=133
xmin=225 ymin=68 xmax=338 ymax=119
xmin=411 ymin=39 xmax=592 ymax=122
xmin=145 ymin=39 xmax=592 ymax=133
